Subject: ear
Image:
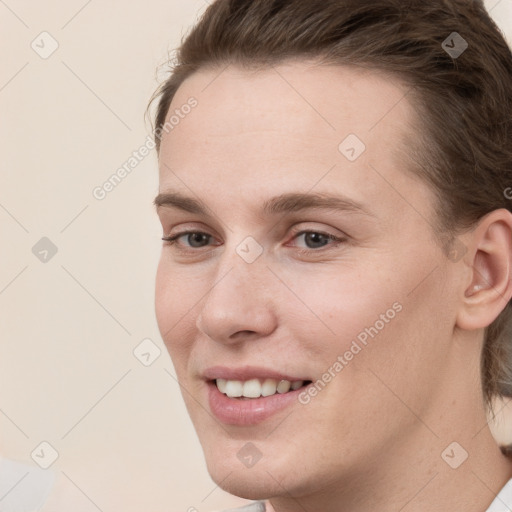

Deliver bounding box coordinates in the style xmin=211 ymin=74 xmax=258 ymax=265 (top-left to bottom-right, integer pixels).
xmin=456 ymin=209 xmax=512 ymax=331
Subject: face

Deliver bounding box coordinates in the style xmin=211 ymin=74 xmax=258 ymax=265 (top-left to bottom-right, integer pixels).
xmin=155 ymin=62 xmax=460 ymax=500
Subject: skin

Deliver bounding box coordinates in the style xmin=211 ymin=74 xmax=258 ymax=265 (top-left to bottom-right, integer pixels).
xmin=155 ymin=61 xmax=512 ymax=512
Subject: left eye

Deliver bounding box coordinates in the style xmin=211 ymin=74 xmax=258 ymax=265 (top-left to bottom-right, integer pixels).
xmin=291 ymin=231 xmax=343 ymax=249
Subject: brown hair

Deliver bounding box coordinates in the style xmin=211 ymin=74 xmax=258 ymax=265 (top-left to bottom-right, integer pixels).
xmin=149 ymin=0 xmax=512 ymax=418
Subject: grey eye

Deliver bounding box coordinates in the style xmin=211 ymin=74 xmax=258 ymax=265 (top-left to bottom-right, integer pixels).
xmin=186 ymin=233 xmax=211 ymax=247
xmin=300 ymin=232 xmax=333 ymax=249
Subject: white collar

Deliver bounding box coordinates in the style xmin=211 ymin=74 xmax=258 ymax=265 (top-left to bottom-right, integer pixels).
xmin=485 ymin=478 xmax=512 ymax=512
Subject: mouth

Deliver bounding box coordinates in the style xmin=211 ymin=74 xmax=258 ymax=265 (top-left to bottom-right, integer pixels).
xmin=214 ymin=377 xmax=312 ymax=399
xmin=203 ymin=367 xmax=313 ymax=425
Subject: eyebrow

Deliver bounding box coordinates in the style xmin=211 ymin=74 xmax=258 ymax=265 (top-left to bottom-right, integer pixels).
xmin=153 ymin=191 xmax=375 ymax=217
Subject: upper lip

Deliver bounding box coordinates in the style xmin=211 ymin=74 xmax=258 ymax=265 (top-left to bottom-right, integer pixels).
xmin=203 ymin=365 xmax=310 ymax=382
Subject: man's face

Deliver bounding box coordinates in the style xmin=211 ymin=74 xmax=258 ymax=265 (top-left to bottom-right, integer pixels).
xmin=155 ymin=62 xmax=459 ymax=499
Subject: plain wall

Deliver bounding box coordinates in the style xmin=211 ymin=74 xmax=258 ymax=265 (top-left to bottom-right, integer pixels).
xmin=0 ymin=1 xmax=511 ymax=510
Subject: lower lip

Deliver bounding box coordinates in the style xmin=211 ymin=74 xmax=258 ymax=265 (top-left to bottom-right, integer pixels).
xmin=207 ymin=381 xmax=306 ymax=426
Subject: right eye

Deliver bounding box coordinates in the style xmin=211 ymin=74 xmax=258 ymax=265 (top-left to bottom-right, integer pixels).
xmin=162 ymin=231 xmax=216 ymax=249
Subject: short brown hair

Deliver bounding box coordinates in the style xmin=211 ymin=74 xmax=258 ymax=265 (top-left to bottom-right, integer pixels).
xmin=149 ymin=0 xmax=512 ymax=417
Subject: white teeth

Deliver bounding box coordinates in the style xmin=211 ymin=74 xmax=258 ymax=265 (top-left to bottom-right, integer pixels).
xmin=243 ymin=379 xmax=262 ymax=398
xmin=225 ymin=380 xmax=243 ymax=398
xmin=277 ymin=380 xmax=291 ymax=394
xmin=216 ymin=378 xmax=227 ymax=393
xmin=261 ymin=378 xmax=278 ymax=397
xmin=216 ymin=378 xmax=305 ymax=398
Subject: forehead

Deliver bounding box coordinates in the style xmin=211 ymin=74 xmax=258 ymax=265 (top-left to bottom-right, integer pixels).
xmin=157 ymin=61 xmax=431 ymax=220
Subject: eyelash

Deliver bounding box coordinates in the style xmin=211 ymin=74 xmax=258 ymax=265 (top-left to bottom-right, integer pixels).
xmin=161 ymin=229 xmax=346 ymax=254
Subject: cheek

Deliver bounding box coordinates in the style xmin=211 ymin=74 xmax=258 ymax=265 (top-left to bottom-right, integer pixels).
xmin=308 ymin=262 xmax=453 ymax=420
xmin=287 ymin=266 xmax=401 ymax=355
xmin=154 ymin=259 xmax=174 ymax=333
xmin=155 ymin=259 xmax=197 ymax=364
xmin=155 ymin=256 xmax=203 ymax=325
xmin=287 ymin=259 xmax=445 ymax=408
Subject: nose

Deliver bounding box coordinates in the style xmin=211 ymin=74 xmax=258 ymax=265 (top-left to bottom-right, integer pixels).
xmin=195 ymin=252 xmax=278 ymax=344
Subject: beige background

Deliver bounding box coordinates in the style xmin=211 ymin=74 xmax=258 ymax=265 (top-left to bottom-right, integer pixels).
xmin=0 ymin=1 xmax=511 ymax=510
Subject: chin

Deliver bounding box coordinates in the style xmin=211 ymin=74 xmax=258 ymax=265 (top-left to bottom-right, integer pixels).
xmin=206 ymin=460 xmax=282 ymax=500
xmin=202 ymin=443 xmax=313 ymax=501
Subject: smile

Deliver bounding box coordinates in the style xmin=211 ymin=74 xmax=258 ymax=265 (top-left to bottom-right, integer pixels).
xmin=203 ymin=367 xmax=313 ymax=425
xmin=216 ymin=378 xmax=309 ymax=398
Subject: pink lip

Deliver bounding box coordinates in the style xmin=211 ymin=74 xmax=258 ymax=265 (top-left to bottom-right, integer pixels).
xmin=203 ymin=366 xmax=311 ymax=426
xmin=207 ymin=381 xmax=307 ymax=426
xmin=202 ymin=365 xmax=308 ymax=382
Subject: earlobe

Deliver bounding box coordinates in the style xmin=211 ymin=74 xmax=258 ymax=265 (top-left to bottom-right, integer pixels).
xmin=456 ymin=210 xmax=512 ymax=331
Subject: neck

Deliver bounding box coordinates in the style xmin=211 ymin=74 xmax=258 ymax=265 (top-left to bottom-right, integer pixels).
xmin=267 ymin=330 xmax=512 ymax=512
xmin=267 ymin=431 xmax=512 ymax=512
xmin=267 ymin=358 xmax=512 ymax=512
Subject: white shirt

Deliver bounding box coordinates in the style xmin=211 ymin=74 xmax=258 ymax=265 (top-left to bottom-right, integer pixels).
xmin=486 ymin=477 xmax=512 ymax=512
